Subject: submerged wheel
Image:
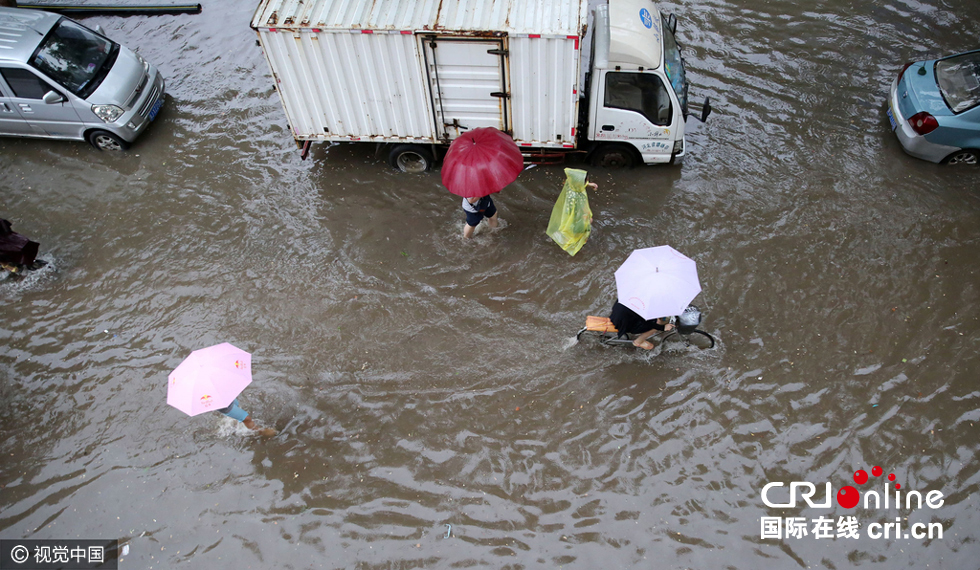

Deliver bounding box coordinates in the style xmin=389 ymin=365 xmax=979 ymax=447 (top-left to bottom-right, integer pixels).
xmin=388 ymin=144 xmax=433 ymax=173
xmin=590 ymin=144 xmax=637 ymax=168
xmin=941 ymin=149 xmax=979 ymax=165
xmin=661 ymin=329 xmax=715 ymax=351
xmin=86 ymin=130 xmax=129 ymax=152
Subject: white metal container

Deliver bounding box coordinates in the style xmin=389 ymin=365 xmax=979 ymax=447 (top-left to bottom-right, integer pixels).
xmin=251 ymin=0 xmax=588 ymax=149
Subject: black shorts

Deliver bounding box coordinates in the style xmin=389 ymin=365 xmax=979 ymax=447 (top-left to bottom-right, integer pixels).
xmin=464 ymin=197 xmax=497 ymax=227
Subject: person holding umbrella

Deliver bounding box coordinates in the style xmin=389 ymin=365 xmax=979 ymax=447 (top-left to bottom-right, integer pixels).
xmin=167 ymin=343 xmax=277 ymax=436
xmin=611 ymin=245 xmax=702 ymax=350
xmin=440 ymin=127 xmax=524 ymax=239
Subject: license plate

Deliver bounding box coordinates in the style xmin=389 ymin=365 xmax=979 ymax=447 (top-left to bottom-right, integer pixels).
xmin=148 ymin=95 xmax=165 ymax=121
xmin=886 ymin=107 xmax=897 ymax=131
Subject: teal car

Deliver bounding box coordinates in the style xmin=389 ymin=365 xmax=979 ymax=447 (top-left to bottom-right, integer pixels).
xmin=887 ymin=49 xmax=980 ymax=165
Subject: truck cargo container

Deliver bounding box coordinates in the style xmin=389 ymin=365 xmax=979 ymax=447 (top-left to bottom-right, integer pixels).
xmin=251 ymin=0 xmax=709 ymax=171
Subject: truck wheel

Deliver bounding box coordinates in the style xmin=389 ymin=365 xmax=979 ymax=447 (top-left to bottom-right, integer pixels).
xmin=591 ymin=144 xmax=636 ymax=168
xmin=388 ymin=145 xmax=433 ymax=173
xmin=87 ymin=130 xmax=130 ymax=152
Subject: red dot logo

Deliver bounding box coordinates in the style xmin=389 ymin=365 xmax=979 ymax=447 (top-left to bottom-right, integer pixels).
xmin=848 ymin=465 xmax=903 ymax=499
xmin=836 ymin=486 xmax=860 ymax=509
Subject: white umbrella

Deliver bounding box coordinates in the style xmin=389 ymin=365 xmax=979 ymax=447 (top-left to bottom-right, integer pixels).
xmin=615 ymin=245 xmax=701 ymax=320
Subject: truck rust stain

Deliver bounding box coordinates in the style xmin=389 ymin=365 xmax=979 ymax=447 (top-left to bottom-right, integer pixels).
xmin=433 ymin=0 xmax=442 ymax=29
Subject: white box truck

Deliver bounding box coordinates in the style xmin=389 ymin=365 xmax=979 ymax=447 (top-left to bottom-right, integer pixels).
xmin=251 ymin=0 xmax=709 ymax=171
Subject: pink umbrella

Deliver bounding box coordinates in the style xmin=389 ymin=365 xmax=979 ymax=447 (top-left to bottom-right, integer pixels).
xmin=441 ymin=127 xmax=524 ymax=198
xmin=167 ymin=343 xmax=252 ymax=417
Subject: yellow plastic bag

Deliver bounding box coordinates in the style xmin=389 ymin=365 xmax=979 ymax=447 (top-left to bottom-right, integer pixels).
xmin=546 ymin=168 xmax=593 ymax=256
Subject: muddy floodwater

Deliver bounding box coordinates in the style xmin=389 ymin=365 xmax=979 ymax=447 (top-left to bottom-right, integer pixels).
xmin=2 ymin=0 xmax=980 ymax=568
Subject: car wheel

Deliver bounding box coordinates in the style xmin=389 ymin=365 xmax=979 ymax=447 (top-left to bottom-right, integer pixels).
xmin=388 ymin=144 xmax=433 ymax=173
xmin=941 ymin=149 xmax=979 ymax=165
xmin=591 ymin=144 xmax=637 ymax=168
xmin=87 ymin=130 xmax=130 ymax=152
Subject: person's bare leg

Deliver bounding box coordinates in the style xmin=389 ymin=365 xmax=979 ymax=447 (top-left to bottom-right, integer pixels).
xmin=633 ymin=328 xmax=659 ymax=350
xmin=486 ymin=212 xmax=499 ymax=230
xmin=463 ymin=224 xmax=476 ymax=239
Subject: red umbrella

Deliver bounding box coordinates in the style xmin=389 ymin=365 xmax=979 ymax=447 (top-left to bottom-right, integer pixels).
xmin=441 ymin=127 xmax=524 ymax=198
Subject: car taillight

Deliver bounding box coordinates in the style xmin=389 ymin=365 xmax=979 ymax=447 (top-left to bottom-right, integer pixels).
xmin=897 ymin=62 xmax=913 ymax=82
xmin=908 ymin=111 xmax=939 ymax=135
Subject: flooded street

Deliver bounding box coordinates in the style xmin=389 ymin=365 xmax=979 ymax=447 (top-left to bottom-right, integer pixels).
xmin=2 ymin=0 xmax=980 ymax=567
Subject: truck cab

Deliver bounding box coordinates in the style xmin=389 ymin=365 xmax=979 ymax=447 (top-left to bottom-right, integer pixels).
xmin=586 ymin=1 xmax=698 ymax=166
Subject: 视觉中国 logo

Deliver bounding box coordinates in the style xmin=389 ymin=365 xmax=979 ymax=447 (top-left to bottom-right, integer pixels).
xmin=758 ymin=465 xmax=945 ymax=540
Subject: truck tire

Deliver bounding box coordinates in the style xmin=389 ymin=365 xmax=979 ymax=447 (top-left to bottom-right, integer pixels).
xmin=87 ymin=130 xmax=130 ymax=152
xmin=388 ymin=145 xmax=433 ymax=173
xmin=591 ymin=144 xmax=636 ymax=168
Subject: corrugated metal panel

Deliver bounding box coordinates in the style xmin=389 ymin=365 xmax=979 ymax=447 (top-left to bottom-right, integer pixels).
xmin=509 ymin=36 xmax=580 ymax=146
xmin=253 ymin=0 xmax=589 ymax=146
xmin=424 ymin=37 xmax=507 ymax=137
xmin=260 ymin=29 xmax=435 ymax=140
xmin=252 ymin=0 xmax=586 ymax=37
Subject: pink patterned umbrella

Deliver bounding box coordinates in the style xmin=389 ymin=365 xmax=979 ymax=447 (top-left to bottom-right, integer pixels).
xmin=441 ymin=127 xmax=524 ymax=198
xmin=167 ymin=343 xmax=252 ymax=417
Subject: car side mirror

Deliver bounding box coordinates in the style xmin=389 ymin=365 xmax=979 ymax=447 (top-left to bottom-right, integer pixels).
xmin=666 ymin=14 xmax=677 ymax=35
xmin=94 ymin=25 xmax=106 ymax=35
xmin=42 ymin=91 xmax=65 ymax=104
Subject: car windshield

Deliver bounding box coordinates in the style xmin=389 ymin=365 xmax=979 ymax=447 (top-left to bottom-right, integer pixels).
xmin=935 ymin=51 xmax=980 ymax=113
xmin=30 ymin=18 xmax=116 ymax=98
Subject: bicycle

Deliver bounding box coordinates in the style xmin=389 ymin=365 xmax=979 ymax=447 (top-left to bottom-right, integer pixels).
xmin=576 ymin=304 xmax=715 ymax=351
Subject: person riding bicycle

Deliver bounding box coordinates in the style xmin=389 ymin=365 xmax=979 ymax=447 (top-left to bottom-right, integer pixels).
xmin=609 ymin=301 xmax=675 ymax=350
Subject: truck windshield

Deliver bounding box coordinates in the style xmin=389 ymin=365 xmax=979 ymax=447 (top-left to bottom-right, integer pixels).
xmin=935 ymin=51 xmax=980 ymax=113
xmin=30 ymin=18 xmax=118 ymax=99
xmin=661 ymin=16 xmax=688 ymax=113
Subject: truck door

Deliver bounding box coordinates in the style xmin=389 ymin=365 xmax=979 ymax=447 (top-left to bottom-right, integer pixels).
xmin=422 ymin=37 xmax=509 ymax=140
xmin=592 ymin=71 xmax=679 ymax=160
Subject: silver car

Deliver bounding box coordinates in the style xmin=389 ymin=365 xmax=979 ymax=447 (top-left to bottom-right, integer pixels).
xmin=0 ymin=7 xmax=165 ymax=150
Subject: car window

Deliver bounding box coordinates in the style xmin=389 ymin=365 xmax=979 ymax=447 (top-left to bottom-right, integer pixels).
xmin=936 ymin=52 xmax=980 ymax=113
xmin=604 ymin=72 xmax=673 ymax=126
xmin=0 ymin=67 xmax=57 ymax=99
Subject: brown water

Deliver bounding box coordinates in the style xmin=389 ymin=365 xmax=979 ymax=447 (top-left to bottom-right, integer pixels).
xmin=2 ymin=0 xmax=979 ymax=568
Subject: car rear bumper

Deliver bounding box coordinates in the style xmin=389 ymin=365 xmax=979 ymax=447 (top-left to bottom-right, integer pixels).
xmin=888 ymin=76 xmax=957 ymax=163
